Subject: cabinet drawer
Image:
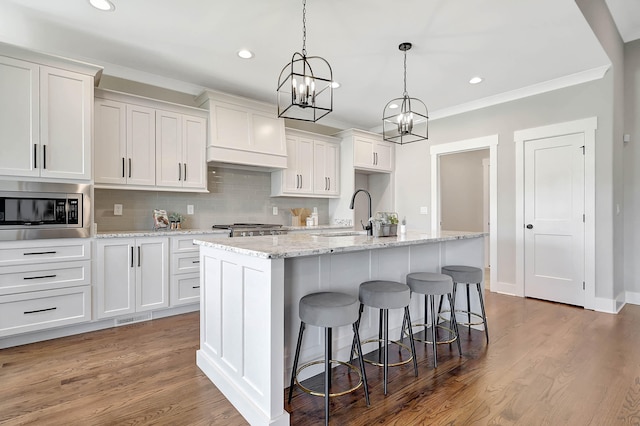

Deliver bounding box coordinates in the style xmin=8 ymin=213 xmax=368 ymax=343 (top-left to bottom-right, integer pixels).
xmin=170 ymin=272 xmax=200 ymax=306
xmin=171 ymin=235 xmax=205 ymax=253
xmin=0 ymin=260 xmax=91 ymax=295
xmin=172 ymin=252 xmax=200 ymax=274
xmin=0 ymin=239 xmax=91 ymax=266
xmin=0 ymin=286 xmax=91 ymax=337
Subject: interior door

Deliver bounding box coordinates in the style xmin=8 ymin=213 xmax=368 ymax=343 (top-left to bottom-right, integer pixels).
xmin=523 ymin=133 xmax=584 ymax=306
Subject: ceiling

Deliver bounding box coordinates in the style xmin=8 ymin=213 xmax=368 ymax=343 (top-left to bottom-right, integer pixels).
xmin=0 ymin=0 xmax=635 ymax=130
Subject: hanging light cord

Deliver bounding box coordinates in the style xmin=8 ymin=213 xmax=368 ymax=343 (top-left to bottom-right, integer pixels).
xmin=302 ymin=0 xmax=307 ymax=57
xmin=403 ymin=49 xmax=408 ymax=97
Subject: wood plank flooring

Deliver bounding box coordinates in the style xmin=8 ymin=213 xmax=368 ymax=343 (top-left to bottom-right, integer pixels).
xmin=1 ymin=292 xmax=640 ymax=425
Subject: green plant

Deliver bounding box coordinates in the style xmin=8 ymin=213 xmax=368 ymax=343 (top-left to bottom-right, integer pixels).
xmin=169 ymin=212 xmax=184 ymax=223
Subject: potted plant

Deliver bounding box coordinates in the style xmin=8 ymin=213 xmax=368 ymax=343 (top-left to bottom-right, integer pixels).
xmin=388 ymin=213 xmax=399 ymax=236
xmin=168 ymin=212 xmax=185 ymax=229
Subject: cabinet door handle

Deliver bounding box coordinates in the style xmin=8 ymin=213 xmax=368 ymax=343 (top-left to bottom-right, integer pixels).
xmin=192 ymin=285 xmax=201 ymax=289
xmin=192 ymin=260 xmax=200 ymax=264
xmin=178 ymin=163 xmax=182 ymax=181
xmin=130 ymin=246 xmax=134 ymax=268
xmin=128 ymin=158 xmax=132 ymax=178
xmin=300 ymin=174 xmax=303 ymax=189
xmin=296 ymin=174 xmax=300 ymax=189
xmin=43 ymin=145 xmax=47 ymax=169
xmin=24 ymin=251 xmax=56 ymax=256
xmin=138 ymin=246 xmax=141 ymax=267
xmin=23 ymin=274 xmax=57 ymax=280
xmin=24 ymin=307 xmax=56 ymax=315
xmin=33 ymin=144 xmax=37 ymax=169
xmin=122 ymin=157 xmax=125 ymax=178
xmin=328 ymin=177 xmax=330 ymax=191
xmin=184 ymin=163 xmax=187 ymax=181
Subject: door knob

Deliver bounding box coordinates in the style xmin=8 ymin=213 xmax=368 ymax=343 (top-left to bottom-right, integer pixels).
xmin=526 ymin=224 xmax=533 ymax=229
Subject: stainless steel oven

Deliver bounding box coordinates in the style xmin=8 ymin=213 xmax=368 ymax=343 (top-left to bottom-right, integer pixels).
xmin=0 ymin=181 xmax=91 ymax=240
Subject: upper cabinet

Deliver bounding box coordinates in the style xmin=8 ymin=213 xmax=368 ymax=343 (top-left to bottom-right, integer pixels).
xmin=196 ymin=90 xmax=287 ymax=169
xmin=94 ymin=89 xmax=208 ymax=192
xmin=0 ymin=45 xmax=101 ymax=182
xmin=337 ymin=129 xmax=394 ymax=173
xmin=271 ymin=129 xmax=340 ymax=198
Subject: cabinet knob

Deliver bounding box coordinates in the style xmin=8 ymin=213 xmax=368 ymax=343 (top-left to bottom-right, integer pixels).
xmin=526 ymin=224 xmax=533 ymax=229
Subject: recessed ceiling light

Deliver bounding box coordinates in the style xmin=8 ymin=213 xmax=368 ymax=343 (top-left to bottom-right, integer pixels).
xmin=331 ymin=81 xmax=341 ymax=89
xmin=469 ymin=76 xmax=483 ymax=84
xmin=237 ymin=50 xmax=254 ymax=59
xmin=89 ymin=0 xmax=115 ymax=12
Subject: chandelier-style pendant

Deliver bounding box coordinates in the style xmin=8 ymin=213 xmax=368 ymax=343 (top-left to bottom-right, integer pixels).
xmin=383 ymin=43 xmax=428 ymax=144
xmin=277 ymin=0 xmax=333 ymax=122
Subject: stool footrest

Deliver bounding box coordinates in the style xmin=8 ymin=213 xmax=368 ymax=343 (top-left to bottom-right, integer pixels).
xmin=355 ymin=338 xmax=414 ymax=367
xmin=440 ymin=309 xmax=486 ymax=326
xmin=294 ymin=359 xmax=363 ymax=398
xmin=404 ymin=322 xmax=458 ymax=345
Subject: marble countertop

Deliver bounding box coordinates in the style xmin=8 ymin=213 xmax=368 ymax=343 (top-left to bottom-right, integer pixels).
xmin=194 ymin=230 xmax=486 ymax=259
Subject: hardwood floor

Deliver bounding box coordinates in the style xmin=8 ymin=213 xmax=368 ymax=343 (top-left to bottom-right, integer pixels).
xmin=2 ymin=292 xmax=640 ymax=425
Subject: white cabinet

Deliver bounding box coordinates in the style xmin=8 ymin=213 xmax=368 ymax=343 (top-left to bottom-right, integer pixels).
xmin=94 ymin=99 xmax=156 ymax=186
xmin=155 ymin=110 xmax=207 ymax=189
xmin=95 ymin=237 xmax=168 ymax=318
xmin=196 ymin=90 xmax=287 ymax=169
xmin=95 ymin=89 xmax=207 ymax=192
xmin=0 ymin=239 xmax=92 ymax=337
xmin=271 ymin=129 xmax=340 ymax=198
xmin=0 ymin=54 xmax=97 ymax=181
xmin=352 ymin=132 xmax=394 ymax=173
xmin=169 ymin=234 xmax=206 ymax=306
xmin=314 ymin=140 xmax=339 ymax=196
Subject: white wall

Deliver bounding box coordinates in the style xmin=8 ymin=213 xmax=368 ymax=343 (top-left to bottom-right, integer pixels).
xmin=440 ymin=149 xmax=488 ymax=232
xmin=394 ymin=76 xmax=614 ymax=297
xmin=624 ymin=39 xmax=640 ymax=300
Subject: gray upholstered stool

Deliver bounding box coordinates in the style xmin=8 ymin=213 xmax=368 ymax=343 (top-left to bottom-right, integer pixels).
xmin=352 ymin=280 xmax=418 ymax=395
xmin=403 ymin=272 xmax=461 ymax=367
xmin=439 ymin=265 xmax=489 ymax=343
xmin=288 ymin=292 xmax=369 ymax=426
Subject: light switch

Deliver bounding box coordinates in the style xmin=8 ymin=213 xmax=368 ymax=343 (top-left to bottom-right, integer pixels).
xmin=114 ymin=204 xmax=123 ymax=216
xmin=419 ymin=206 xmax=428 ymax=215
xmin=272 ymin=206 xmax=278 ymax=215
xmin=187 ymin=205 xmax=194 ymax=215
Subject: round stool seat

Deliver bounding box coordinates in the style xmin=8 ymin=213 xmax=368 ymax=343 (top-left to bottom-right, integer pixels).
xmin=406 ymin=272 xmax=453 ymax=295
xmin=359 ymin=280 xmax=410 ymax=309
xmin=441 ymin=265 xmax=483 ymax=283
xmin=299 ymin=292 xmax=359 ymax=328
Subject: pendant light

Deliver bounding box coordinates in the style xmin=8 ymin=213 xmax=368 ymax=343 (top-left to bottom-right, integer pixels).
xmin=277 ymin=0 xmax=333 ymax=122
xmin=383 ymin=43 xmax=428 ymax=144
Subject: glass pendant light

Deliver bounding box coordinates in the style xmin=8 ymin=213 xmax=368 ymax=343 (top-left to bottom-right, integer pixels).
xmin=383 ymin=43 xmax=428 ymax=144
xmin=277 ymin=0 xmax=333 ymax=122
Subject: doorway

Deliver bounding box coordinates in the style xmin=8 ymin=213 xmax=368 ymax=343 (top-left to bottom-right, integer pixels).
xmin=514 ymin=117 xmax=596 ymax=309
xmin=430 ymin=135 xmax=498 ymax=293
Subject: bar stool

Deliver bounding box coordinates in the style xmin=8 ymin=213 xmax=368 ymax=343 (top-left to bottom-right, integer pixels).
xmin=440 ymin=265 xmax=489 ymax=343
xmin=402 ymin=272 xmax=461 ymax=367
xmin=353 ymin=280 xmax=418 ymax=395
xmin=288 ymin=292 xmax=369 ymax=426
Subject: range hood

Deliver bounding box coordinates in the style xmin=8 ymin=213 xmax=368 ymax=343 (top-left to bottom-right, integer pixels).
xmin=196 ymin=90 xmax=287 ymax=170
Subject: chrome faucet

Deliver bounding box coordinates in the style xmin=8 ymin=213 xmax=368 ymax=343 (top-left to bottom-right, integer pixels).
xmin=349 ymin=189 xmax=373 ymax=236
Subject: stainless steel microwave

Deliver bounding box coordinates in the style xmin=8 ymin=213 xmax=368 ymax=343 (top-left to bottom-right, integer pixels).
xmin=0 ymin=181 xmax=91 ymax=240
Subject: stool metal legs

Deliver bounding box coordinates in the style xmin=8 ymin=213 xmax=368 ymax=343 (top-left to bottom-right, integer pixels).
xmin=438 ymin=281 xmax=489 ymax=344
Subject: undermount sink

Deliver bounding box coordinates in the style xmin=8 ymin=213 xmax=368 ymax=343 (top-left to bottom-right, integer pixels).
xmin=313 ymin=231 xmax=368 ymax=237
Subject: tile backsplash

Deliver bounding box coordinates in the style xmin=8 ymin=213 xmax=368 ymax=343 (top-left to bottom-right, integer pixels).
xmin=94 ymin=167 xmax=329 ymax=232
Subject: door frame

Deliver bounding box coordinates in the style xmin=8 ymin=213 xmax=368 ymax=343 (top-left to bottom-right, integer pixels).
xmin=430 ymin=134 xmax=498 ymax=293
xmin=514 ymin=117 xmax=596 ymax=309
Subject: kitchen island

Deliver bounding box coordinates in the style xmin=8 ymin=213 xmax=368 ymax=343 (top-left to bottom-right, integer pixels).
xmin=194 ymin=230 xmax=484 ymax=426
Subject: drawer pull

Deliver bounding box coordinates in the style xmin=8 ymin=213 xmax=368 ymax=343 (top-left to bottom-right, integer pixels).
xmin=23 ymin=274 xmax=57 ymax=280
xmin=192 ymin=260 xmax=200 ymax=264
xmin=24 ymin=251 xmax=57 ymax=256
xmin=192 ymin=286 xmax=200 ymax=289
xmin=24 ymin=307 xmax=57 ymax=315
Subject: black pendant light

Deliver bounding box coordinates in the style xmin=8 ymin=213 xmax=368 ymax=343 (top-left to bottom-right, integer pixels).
xmin=383 ymin=42 xmax=428 ymax=144
xmin=277 ymin=0 xmax=333 ymax=122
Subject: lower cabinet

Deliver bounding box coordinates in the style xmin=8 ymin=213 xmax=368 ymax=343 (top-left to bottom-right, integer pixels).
xmin=170 ymin=234 xmax=205 ymax=306
xmin=95 ymin=237 xmax=169 ymax=319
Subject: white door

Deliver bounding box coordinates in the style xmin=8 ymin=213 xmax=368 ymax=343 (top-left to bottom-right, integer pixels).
xmin=523 ymin=133 xmax=584 ymax=306
xmin=155 ymin=110 xmax=182 ymax=188
xmin=182 ymin=114 xmax=207 ymax=189
xmin=94 ymin=99 xmax=127 ymax=184
xmin=95 ymin=239 xmax=136 ymax=318
xmin=126 ymin=104 xmax=156 ymax=186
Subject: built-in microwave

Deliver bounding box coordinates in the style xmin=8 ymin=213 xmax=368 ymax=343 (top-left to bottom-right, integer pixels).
xmin=0 ymin=181 xmax=91 ymax=240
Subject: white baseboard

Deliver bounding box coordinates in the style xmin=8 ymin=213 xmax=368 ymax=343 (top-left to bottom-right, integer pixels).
xmin=491 ymin=281 xmax=517 ymax=296
xmin=593 ymin=296 xmax=622 ymax=314
xmin=625 ymin=291 xmax=640 ymax=306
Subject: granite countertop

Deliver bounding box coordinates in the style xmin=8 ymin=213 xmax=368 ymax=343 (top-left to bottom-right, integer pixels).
xmin=194 ymin=230 xmax=486 ymax=259
xmin=95 ymin=228 xmax=229 ymax=238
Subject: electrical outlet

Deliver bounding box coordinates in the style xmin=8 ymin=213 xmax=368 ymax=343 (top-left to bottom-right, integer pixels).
xmin=114 ymin=204 xmax=123 ymax=216
xmin=272 ymin=206 xmax=278 ymax=215
xmin=420 ymin=206 xmax=428 ymax=215
xmin=187 ymin=205 xmax=194 ymax=215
